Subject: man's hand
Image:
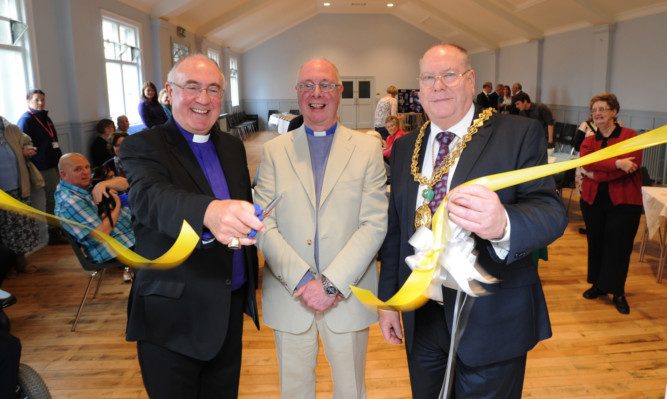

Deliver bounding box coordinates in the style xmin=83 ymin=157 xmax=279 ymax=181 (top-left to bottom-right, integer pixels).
xmin=379 ymin=310 xmax=403 ymax=344
xmin=294 ymin=278 xmax=340 ymax=314
xmin=22 ymin=146 xmax=37 ymax=158
xmin=447 ymin=184 xmax=507 ymax=240
xmin=203 ymin=199 xmax=266 ymax=247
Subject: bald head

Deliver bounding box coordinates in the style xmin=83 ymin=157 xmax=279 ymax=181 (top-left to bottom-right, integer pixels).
xmin=59 ymin=153 xmax=91 ymax=189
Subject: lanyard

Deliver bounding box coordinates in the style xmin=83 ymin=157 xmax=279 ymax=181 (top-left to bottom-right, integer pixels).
xmin=28 ymin=109 xmax=55 ymax=141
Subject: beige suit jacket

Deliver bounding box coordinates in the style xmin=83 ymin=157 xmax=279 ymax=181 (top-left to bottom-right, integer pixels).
xmin=255 ymin=124 xmax=388 ymax=334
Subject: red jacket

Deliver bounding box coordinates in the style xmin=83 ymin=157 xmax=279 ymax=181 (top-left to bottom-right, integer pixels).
xmin=579 ymin=127 xmax=643 ymax=206
xmin=383 ymin=129 xmax=406 ymax=160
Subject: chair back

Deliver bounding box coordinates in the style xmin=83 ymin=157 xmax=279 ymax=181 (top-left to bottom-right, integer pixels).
xmin=62 ymin=228 xmax=122 ymax=272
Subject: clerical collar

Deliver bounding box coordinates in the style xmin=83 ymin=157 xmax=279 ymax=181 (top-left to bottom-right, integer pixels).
xmin=304 ymin=122 xmax=337 ymax=137
xmin=174 ymin=119 xmax=211 ymax=143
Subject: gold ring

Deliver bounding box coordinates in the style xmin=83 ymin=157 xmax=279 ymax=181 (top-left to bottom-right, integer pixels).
xmin=228 ymin=237 xmax=241 ymax=249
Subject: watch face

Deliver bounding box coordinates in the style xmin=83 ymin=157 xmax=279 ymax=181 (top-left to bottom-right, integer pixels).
xmin=325 ymin=286 xmax=337 ymax=296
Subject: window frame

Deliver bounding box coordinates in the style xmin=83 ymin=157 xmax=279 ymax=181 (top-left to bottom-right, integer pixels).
xmin=100 ymin=10 xmax=143 ymax=125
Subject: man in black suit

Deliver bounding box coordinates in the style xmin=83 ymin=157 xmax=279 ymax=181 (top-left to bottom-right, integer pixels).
xmin=475 ymin=81 xmax=494 ymax=109
xmin=120 ymin=54 xmax=266 ymax=398
xmin=378 ymin=43 xmax=567 ymax=398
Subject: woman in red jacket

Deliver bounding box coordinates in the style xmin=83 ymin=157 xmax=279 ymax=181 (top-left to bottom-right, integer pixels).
xmin=579 ymin=92 xmax=642 ymax=314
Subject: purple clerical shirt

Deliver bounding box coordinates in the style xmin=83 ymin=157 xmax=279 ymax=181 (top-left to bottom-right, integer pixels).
xmin=175 ymin=120 xmax=247 ymax=291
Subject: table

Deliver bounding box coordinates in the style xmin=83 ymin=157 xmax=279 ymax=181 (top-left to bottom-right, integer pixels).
xmin=268 ymin=113 xmax=297 ymax=134
xmin=639 ymin=186 xmax=667 ymax=282
xmin=398 ymin=112 xmax=425 ymax=132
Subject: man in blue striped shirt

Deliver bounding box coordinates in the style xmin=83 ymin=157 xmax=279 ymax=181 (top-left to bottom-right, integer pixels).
xmin=55 ymin=153 xmax=134 ymax=263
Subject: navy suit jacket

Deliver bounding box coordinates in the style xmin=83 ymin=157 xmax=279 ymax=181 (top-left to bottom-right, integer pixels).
xmin=120 ymin=119 xmax=259 ymax=361
xmin=378 ymin=106 xmax=567 ymax=367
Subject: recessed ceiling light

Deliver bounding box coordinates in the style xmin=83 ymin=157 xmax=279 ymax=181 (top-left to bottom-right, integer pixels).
xmin=387 ymin=3 xmax=394 ymax=6
xmin=324 ymin=2 xmax=330 ymax=6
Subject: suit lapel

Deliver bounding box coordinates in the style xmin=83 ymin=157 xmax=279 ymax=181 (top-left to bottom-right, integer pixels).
xmin=451 ymin=108 xmax=495 ymax=187
xmin=286 ymin=129 xmax=317 ymax=209
xmin=164 ymin=121 xmax=214 ymax=196
xmin=320 ymin=126 xmax=354 ymax=205
xmin=403 ymin=125 xmax=431 ymax=228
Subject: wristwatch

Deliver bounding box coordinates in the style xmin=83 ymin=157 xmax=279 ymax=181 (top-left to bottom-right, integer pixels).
xmin=321 ymin=275 xmax=339 ymax=297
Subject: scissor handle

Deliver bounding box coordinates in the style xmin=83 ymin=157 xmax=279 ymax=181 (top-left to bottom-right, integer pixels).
xmin=248 ymin=203 xmax=264 ymax=239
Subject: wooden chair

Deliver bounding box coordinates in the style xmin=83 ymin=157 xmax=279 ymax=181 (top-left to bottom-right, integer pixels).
xmin=62 ymin=229 xmax=130 ymax=331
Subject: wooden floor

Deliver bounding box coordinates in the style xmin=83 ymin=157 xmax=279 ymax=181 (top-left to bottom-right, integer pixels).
xmin=3 ymin=130 xmax=667 ymax=398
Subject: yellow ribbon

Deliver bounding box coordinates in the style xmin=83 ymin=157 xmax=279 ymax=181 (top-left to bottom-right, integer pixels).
xmin=350 ymin=197 xmax=450 ymax=311
xmin=351 ymin=124 xmax=667 ymax=311
xmin=0 ymin=189 xmax=199 ymax=269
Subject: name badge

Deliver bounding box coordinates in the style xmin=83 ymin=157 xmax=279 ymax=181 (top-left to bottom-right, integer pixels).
xmin=52 ymin=142 xmax=59 ymax=149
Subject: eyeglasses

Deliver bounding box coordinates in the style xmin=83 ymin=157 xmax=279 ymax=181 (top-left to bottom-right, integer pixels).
xmin=296 ymin=82 xmax=340 ymax=93
xmin=169 ymin=81 xmax=224 ymax=98
xmin=418 ymin=70 xmax=471 ymax=88
xmin=591 ymin=107 xmax=611 ymax=113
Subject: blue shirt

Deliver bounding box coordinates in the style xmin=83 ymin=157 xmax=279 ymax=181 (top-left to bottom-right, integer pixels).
xmin=55 ymin=180 xmax=135 ymax=263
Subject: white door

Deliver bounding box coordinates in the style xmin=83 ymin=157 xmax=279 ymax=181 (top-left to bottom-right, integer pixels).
xmin=339 ymin=77 xmax=374 ymax=129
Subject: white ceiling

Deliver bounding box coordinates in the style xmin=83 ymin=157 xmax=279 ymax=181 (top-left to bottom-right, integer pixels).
xmin=119 ymin=0 xmax=667 ymax=53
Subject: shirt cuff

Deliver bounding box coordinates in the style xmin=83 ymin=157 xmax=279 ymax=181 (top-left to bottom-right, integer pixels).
xmin=295 ymin=270 xmax=316 ymax=291
xmin=488 ymin=209 xmax=511 ymax=260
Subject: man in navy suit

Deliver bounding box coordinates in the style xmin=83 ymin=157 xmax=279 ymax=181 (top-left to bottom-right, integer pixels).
xmin=121 ymin=54 xmax=266 ymax=398
xmin=378 ymin=43 xmax=567 ymax=398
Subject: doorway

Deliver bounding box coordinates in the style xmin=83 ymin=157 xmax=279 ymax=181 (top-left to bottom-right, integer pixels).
xmin=339 ymin=77 xmax=374 ymax=129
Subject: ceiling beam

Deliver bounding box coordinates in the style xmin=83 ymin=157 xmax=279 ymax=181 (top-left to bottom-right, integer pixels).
xmin=411 ymin=0 xmax=498 ymax=49
xmin=197 ymin=0 xmax=273 ymax=36
xmin=570 ymin=0 xmax=615 ymax=24
xmin=151 ymin=0 xmax=207 ymax=19
xmin=472 ymin=0 xmax=543 ymax=39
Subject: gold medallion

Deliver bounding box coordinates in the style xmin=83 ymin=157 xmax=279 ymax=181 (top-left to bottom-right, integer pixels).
xmin=410 ymin=108 xmax=496 ymax=230
xmin=414 ymin=203 xmax=432 ymax=230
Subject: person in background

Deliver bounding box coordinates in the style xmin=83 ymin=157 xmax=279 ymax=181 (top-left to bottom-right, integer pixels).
xmin=103 ymin=131 xmax=129 ymax=178
xmin=121 ymin=54 xmax=265 ymax=398
xmin=378 ymin=43 xmax=567 ymax=399
xmin=158 ymin=88 xmax=172 ymax=119
xmin=16 ymin=89 xmax=67 ymax=245
xmin=55 ymin=153 xmax=134 ymax=264
xmin=513 ymin=92 xmax=555 ymax=148
xmin=116 ymin=115 xmax=130 ymax=133
xmin=475 ymin=81 xmax=494 ymax=109
xmin=374 ymin=85 xmax=399 ymax=140
xmin=255 ymin=57 xmax=387 ymax=398
xmin=382 ymin=115 xmax=406 ymax=162
xmin=138 ymin=81 xmax=168 ymax=130
xmin=0 ymin=116 xmax=43 ymax=274
xmin=90 ymin=118 xmax=115 ymax=167
xmin=498 ymin=85 xmax=513 ymax=114
xmin=579 ymin=92 xmax=642 ymax=315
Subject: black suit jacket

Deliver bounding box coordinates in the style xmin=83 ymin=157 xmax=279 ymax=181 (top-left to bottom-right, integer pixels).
xmin=489 ymin=92 xmax=499 ymax=109
xmin=379 ymin=106 xmax=567 ymax=367
xmin=120 ymin=119 xmax=259 ymax=361
xmin=475 ymin=91 xmax=493 ymax=109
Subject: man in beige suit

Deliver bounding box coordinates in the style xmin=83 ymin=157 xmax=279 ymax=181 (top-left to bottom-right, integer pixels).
xmin=255 ymin=58 xmax=388 ymax=398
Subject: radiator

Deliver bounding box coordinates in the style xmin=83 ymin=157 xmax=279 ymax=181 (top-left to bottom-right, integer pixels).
xmin=642 ymin=143 xmax=667 ymax=185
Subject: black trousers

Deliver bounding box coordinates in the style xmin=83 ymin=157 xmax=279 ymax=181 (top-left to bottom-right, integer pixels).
xmin=0 ymin=331 xmax=21 ymax=398
xmin=407 ymin=301 xmax=527 ymax=399
xmin=580 ymin=192 xmax=641 ymax=295
xmin=137 ymin=287 xmax=245 ymax=399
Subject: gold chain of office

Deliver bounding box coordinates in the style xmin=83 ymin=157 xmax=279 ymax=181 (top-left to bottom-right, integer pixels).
xmin=410 ymin=107 xmax=496 ymax=230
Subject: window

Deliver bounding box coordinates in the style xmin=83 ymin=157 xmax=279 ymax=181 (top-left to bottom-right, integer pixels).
xmin=102 ymin=13 xmax=142 ymax=125
xmin=0 ymin=0 xmax=34 ymax=122
xmin=207 ymin=48 xmax=220 ymax=67
xmin=229 ymin=56 xmax=239 ymax=107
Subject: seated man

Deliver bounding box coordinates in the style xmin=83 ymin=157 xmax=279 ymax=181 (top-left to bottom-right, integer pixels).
xmin=54 ymin=153 xmax=134 ymax=267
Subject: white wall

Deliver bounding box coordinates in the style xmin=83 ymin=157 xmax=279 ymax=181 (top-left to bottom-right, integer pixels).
xmin=241 ymin=13 xmax=440 ymax=127
xmin=24 ymin=3 xmax=667 ymax=146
